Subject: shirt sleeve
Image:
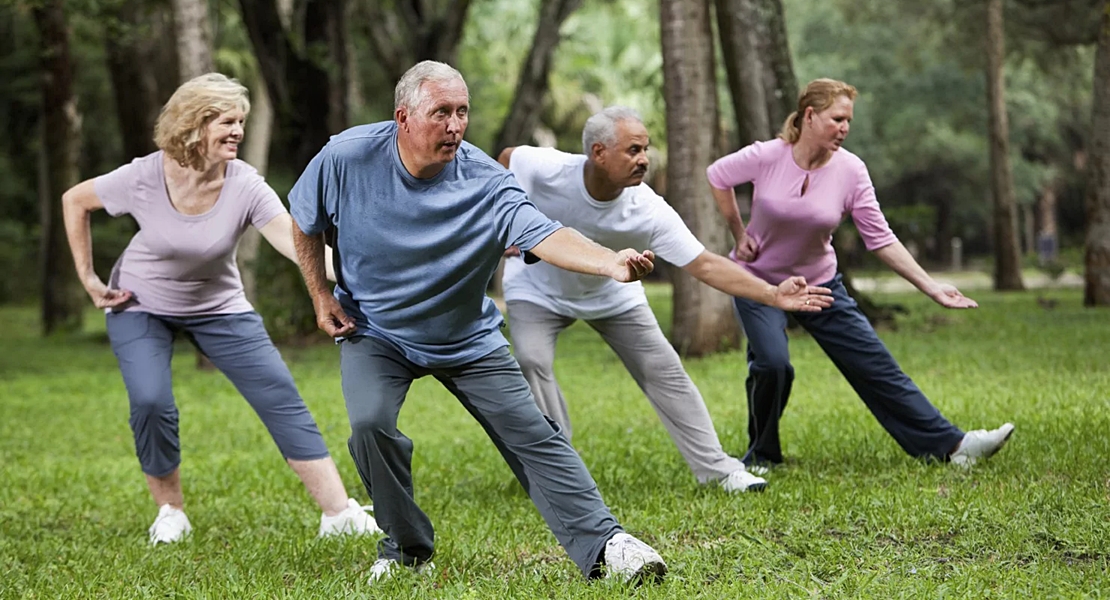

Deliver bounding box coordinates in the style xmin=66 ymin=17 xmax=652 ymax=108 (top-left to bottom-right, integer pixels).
xmin=93 ymin=161 xmax=139 ymax=217
xmin=492 ymin=173 xmax=563 ymax=252
xmin=288 ymin=148 xmax=335 ymax=236
xmin=648 ymin=193 xmax=705 ymax=267
xmin=848 ymin=161 xmax=898 ymax=251
xmin=506 ymin=145 xmax=555 ymax=194
xmin=706 ymin=141 xmax=767 ymax=190
xmin=246 ymin=176 xmax=288 ymax=230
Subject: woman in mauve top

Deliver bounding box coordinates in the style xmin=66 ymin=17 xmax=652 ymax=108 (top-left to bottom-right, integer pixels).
xmin=61 ymin=74 xmax=379 ymax=545
xmin=706 ymin=78 xmax=1014 ymax=471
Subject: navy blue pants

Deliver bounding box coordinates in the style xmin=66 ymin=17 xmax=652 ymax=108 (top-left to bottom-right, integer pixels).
xmin=106 ymin=311 xmax=330 ymax=477
xmin=340 ymin=336 xmax=622 ymax=577
xmin=733 ymin=274 xmax=965 ymax=465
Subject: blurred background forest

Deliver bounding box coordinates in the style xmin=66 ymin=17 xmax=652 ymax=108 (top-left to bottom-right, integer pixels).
xmin=1 ymin=0 xmax=1106 ymax=350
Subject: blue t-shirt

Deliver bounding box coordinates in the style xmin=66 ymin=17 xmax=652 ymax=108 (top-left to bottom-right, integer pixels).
xmin=289 ymin=121 xmax=562 ymax=368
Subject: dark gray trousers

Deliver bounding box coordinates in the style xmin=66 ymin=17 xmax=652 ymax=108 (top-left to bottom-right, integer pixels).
xmin=106 ymin=311 xmax=330 ymax=477
xmin=734 ymin=274 xmax=965 ymax=465
xmin=340 ymin=336 xmax=622 ymax=577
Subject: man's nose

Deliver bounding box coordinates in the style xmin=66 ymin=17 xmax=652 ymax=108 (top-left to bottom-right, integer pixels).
xmin=446 ymin=113 xmax=462 ymax=133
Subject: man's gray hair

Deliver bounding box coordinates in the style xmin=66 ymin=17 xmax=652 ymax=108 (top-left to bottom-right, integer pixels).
xmin=582 ymin=106 xmax=643 ymax=155
xmin=394 ymin=61 xmax=466 ymax=111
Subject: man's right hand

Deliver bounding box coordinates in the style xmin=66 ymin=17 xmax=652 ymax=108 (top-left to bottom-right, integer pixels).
xmin=313 ymin=295 xmax=356 ymax=337
xmin=772 ymin=276 xmax=833 ymax=312
xmin=83 ymin=275 xmax=132 ymax=309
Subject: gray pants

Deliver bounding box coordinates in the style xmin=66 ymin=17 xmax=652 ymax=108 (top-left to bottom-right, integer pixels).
xmin=506 ymin=301 xmax=743 ymax=484
xmin=106 ymin=311 xmax=330 ymax=477
xmin=340 ymin=336 xmax=622 ymax=578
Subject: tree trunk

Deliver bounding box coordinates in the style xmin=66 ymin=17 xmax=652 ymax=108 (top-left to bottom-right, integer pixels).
xmin=661 ymin=0 xmax=741 ymax=356
xmin=360 ymin=0 xmax=474 ymax=85
xmin=715 ymin=0 xmax=773 ymax=145
xmin=237 ymin=75 xmax=274 ymax=304
xmin=103 ymin=0 xmax=168 ymax=159
xmin=34 ymin=0 xmax=84 ymax=335
xmin=171 ymin=0 xmax=213 ymax=80
xmin=492 ymin=0 xmax=584 ymax=154
xmin=757 ymin=0 xmax=797 ymax=128
xmin=986 ymin=0 xmax=1025 ymax=290
xmin=1085 ymin=2 xmax=1110 ymax=306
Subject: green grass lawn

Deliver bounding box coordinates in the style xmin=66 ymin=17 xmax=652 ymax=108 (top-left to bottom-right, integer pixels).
xmin=2 ymin=287 xmax=1108 ymax=598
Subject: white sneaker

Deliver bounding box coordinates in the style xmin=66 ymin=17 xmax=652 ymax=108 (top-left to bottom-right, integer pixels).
xmin=367 ymin=557 xmax=435 ymax=583
xmin=319 ymin=498 xmax=383 ymax=537
xmin=603 ymin=533 xmax=667 ymax=583
xmin=746 ymin=463 xmax=771 ymax=476
xmin=950 ymin=423 xmax=1015 ymax=467
xmin=718 ymin=468 xmax=768 ymax=493
xmin=148 ymin=504 xmax=191 ymax=545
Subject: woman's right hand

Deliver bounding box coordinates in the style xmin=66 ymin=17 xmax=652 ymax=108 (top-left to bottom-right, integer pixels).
xmin=83 ymin=275 xmax=132 ymax=309
xmin=733 ymin=233 xmax=759 ymax=262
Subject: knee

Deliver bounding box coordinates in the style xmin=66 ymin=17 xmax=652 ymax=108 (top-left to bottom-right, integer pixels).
xmin=349 ymin=410 xmax=397 ymax=442
xmin=514 ymin=347 xmax=554 ymax=377
xmin=749 ymin=353 xmax=793 ymax=377
xmin=128 ymin=385 xmax=175 ymax=421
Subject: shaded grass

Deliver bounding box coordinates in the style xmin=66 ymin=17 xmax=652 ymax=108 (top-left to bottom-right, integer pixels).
xmin=1 ymin=286 xmax=1109 ymax=598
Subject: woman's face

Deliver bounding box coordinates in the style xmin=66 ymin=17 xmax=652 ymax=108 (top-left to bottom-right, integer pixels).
xmin=203 ymin=108 xmax=246 ymax=164
xmin=805 ymin=95 xmax=853 ymax=152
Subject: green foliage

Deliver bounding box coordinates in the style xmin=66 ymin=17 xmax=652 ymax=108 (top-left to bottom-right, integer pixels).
xmin=2 ymin=287 xmax=1109 ymax=597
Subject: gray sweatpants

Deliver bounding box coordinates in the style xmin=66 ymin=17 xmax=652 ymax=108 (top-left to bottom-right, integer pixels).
xmin=340 ymin=336 xmax=622 ymax=578
xmin=106 ymin=311 xmax=330 ymax=477
xmin=506 ymin=301 xmax=743 ymax=484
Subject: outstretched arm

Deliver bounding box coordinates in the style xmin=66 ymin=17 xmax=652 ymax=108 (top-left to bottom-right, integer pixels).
xmin=527 ymin=227 xmax=655 ymax=282
xmin=291 ymin=219 xmax=356 ymax=336
xmin=61 ymin=179 xmax=132 ymax=309
xmin=683 ymin=251 xmax=832 ymax=312
xmin=873 ymin=241 xmax=978 ymax=309
xmin=258 ymin=212 xmax=336 ymax=281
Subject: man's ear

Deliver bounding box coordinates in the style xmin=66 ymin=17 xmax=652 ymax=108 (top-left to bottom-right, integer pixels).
xmin=591 ymin=142 xmax=606 ymax=162
xmin=395 ymin=107 xmax=408 ymax=130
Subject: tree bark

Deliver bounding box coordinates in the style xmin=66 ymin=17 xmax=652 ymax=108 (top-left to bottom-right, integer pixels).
xmin=492 ymin=0 xmax=583 ymax=154
xmin=171 ymin=0 xmax=213 ymax=80
xmin=360 ymin=0 xmax=474 ymax=85
xmin=103 ymin=0 xmax=170 ymax=159
xmin=715 ymin=0 xmax=773 ymax=145
xmin=1085 ymin=2 xmax=1110 ymax=306
xmin=986 ymin=0 xmax=1026 ymax=290
xmin=757 ymin=0 xmax=797 ymax=128
xmin=237 ymin=75 xmax=274 ymax=304
xmin=661 ymin=0 xmax=741 ymax=356
xmin=34 ymin=0 xmax=84 ymax=335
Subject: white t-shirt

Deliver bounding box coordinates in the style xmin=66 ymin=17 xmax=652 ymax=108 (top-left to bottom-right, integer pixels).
xmin=504 ymin=146 xmax=706 ymax=320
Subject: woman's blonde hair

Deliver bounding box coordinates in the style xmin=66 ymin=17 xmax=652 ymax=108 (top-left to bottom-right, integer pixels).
xmin=778 ymin=78 xmax=858 ymax=144
xmin=154 ymin=73 xmax=250 ymax=170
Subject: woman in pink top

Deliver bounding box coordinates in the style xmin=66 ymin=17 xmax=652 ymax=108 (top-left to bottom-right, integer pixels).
xmin=707 ymin=79 xmax=1014 ymax=471
xmin=61 ymin=74 xmax=378 ymax=544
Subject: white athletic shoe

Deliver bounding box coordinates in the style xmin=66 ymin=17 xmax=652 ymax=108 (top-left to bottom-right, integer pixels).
xmin=718 ymin=468 xmax=769 ymax=493
xmin=367 ymin=557 xmax=435 ymax=583
xmin=950 ymin=423 xmax=1015 ymax=467
xmin=148 ymin=504 xmax=191 ymax=545
xmin=745 ymin=463 xmax=771 ymax=477
xmin=319 ymin=498 xmax=383 ymax=537
xmin=603 ymin=533 xmax=667 ymax=583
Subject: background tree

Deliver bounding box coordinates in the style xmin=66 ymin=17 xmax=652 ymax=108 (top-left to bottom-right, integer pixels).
xmin=1085 ymin=1 xmax=1110 ymax=305
xmin=986 ymin=0 xmax=1026 ymax=290
xmin=172 ymin=0 xmax=213 ymax=80
xmin=359 ymin=0 xmax=473 ymax=85
xmin=34 ymin=0 xmax=83 ymax=335
xmin=661 ymin=0 xmax=741 ymax=355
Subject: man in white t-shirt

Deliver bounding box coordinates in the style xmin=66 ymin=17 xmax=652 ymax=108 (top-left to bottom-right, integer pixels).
xmin=497 ymin=106 xmax=833 ymax=492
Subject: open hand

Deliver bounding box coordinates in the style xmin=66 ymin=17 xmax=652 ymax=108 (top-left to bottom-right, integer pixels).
xmin=610 ymin=249 xmax=655 ymax=282
xmin=313 ymin=295 xmax=357 ymax=337
xmin=928 ymin=283 xmax=978 ymax=309
xmin=733 ymin=233 xmax=759 ymax=262
xmin=83 ymin=275 xmax=132 ymax=309
xmin=773 ymin=276 xmax=834 ymax=312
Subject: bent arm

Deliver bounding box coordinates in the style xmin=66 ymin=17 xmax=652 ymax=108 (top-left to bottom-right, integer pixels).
xmin=291 ymin=218 xmax=331 ymax=300
xmin=683 ymin=251 xmax=776 ymax=304
xmin=709 ymin=184 xmax=747 ymax=243
xmin=61 ymin=179 xmax=104 ymax=284
xmin=258 ymin=212 xmax=336 ymax=281
xmin=527 ymin=227 xmax=653 ymax=282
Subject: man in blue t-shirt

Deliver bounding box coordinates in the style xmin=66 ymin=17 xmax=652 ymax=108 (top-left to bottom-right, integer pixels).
xmin=289 ymin=61 xmax=666 ymax=584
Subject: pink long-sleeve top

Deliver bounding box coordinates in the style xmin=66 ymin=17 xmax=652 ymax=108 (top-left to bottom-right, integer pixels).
xmin=706 ymin=138 xmax=898 ymax=286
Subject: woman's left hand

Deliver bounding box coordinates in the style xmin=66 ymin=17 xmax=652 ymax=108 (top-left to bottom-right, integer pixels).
xmin=928 ymin=283 xmax=978 ymax=309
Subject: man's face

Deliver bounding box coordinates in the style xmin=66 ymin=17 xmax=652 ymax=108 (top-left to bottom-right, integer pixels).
xmin=592 ymin=119 xmax=650 ymax=188
xmin=396 ymin=78 xmax=470 ymax=169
